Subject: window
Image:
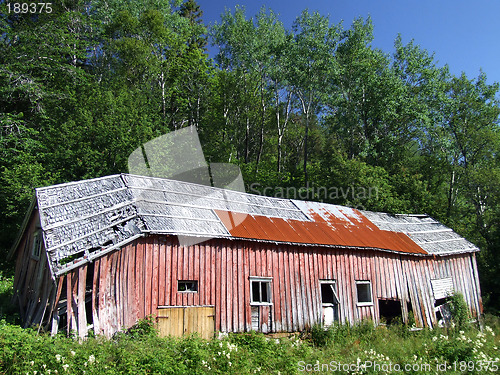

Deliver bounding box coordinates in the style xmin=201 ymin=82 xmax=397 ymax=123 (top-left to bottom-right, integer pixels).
xmin=320 ymin=280 xmax=339 ymax=304
xmin=250 ymin=277 xmax=272 ymax=304
xmin=31 ymin=230 xmax=42 ymax=260
xmin=356 ymin=281 xmax=373 ymax=305
xmin=178 ymin=280 xmax=198 ymax=292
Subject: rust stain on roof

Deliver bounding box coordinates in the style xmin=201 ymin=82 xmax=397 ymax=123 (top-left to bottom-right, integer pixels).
xmin=214 ymin=206 xmax=427 ymax=255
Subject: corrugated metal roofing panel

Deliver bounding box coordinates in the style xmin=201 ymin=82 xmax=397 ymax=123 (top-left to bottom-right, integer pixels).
xmin=361 ymin=210 xmax=479 ymax=255
xmin=214 ymin=206 xmax=427 ymax=255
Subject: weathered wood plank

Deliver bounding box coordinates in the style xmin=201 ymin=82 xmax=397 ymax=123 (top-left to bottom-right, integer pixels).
xmin=77 ymin=265 xmax=87 ymax=338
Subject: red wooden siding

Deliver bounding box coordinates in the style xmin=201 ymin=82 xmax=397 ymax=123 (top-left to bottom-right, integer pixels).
xmin=61 ymin=235 xmax=482 ymax=337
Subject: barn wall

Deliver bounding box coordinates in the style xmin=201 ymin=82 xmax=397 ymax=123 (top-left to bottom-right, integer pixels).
xmin=75 ymin=235 xmax=482 ymax=337
xmin=12 ymin=210 xmax=57 ymax=331
xmin=12 ymin=230 xmax=483 ymax=336
xmin=400 ymin=254 xmax=483 ymax=327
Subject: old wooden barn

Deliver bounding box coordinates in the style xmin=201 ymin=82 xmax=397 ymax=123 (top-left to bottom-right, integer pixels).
xmin=10 ymin=174 xmax=482 ymax=338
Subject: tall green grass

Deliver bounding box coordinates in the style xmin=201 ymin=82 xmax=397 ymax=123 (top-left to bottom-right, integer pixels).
xmin=0 ymin=317 xmax=497 ymax=374
xmin=0 ymin=274 xmax=498 ymax=374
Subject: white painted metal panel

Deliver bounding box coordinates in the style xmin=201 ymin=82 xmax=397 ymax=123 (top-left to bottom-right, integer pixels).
xmin=431 ymin=277 xmax=454 ymax=299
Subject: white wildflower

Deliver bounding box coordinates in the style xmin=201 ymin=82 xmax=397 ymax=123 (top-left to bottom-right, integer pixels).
xmin=30 ymin=361 xmax=34 ymax=366
xmin=70 ymin=351 xmax=76 ymax=357
xmin=88 ymin=355 xmax=95 ymax=364
xmin=228 ymin=361 xmax=232 ymax=367
xmin=62 ymin=364 xmax=69 ymax=372
xmin=55 ymin=354 xmax=61 ymax=362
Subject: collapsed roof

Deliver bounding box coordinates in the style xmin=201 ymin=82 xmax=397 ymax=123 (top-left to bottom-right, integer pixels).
xmin=17 ymin=174 xmax=479 ymax=277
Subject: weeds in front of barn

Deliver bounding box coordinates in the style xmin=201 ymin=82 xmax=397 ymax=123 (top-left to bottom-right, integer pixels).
xmin=0 ymin=273 xmax=498 ymax=374
xmin=0 ymin=315 xmax=497 ymax=375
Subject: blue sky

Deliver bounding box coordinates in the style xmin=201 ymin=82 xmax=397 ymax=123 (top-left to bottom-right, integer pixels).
xmin=196 ymin=0 xmax=500 ymax=85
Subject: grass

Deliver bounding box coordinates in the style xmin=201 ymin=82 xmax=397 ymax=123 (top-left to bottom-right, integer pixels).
xmin=0 ymin=274 xmax=498 ymax=374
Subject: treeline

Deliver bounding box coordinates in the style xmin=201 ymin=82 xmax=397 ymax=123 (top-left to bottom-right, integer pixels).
xmin=1 ymin=0 xmax=500 ymax=312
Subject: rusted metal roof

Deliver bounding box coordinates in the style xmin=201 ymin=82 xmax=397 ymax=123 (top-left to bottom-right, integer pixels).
xmin=20 ymin=174 xmax=478 ymax=278
xmin=215 ymin=202 xmax=427 ymax=255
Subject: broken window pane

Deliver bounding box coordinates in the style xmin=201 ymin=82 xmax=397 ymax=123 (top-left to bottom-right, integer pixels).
xmin=178 ymin=280 xmax=198 ymax=292
xmin=321 ymin=283 xmax=336 ymax=304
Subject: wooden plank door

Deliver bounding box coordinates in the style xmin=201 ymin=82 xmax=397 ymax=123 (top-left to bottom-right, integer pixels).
xmin=157 ymin=306 xmax=215 ymax=339
xmin=184 ymin=306 xmax=215 ymax=339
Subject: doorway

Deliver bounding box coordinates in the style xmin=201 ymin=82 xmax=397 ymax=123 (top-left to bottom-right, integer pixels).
xmin=320 ymin=280 xmax=339 ymax=326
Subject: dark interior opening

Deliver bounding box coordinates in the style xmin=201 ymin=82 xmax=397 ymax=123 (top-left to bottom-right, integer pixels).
xmin=260 ymin=282 xmax=268 ymax=302
xmin=434 ymin=297 xmax=448 ymax=307
xmin=378 ymin=299 xmax=402 ymax=325
xmin=252 ymin=281 xmax=260 ymax=302
xmin=58 ymin=277 xmax=68 ymax=332
xmin=321 ymin=283 xmax=336 ymax=304
xmin=85 ymin=263 xmax=95 ymax=327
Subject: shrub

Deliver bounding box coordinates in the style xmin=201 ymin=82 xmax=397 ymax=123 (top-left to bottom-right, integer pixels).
xmin=126 ymin=315 xmax=157 ymax=338
xmin=448 ymin=292 xmax=469 ymax=329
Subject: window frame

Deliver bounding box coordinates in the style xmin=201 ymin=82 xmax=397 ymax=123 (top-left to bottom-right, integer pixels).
xmin=355 ymin=280 xmax=373 ymax=306
xmin=319 ymin=279 xmax=339 ymax=305
xmin=31 ymin=229 xmax=42 ymax=260
xmin=177 ymin=280 xmax=198 ymax=293
xmin=250 ymin=276 xmax=272 ymax=306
